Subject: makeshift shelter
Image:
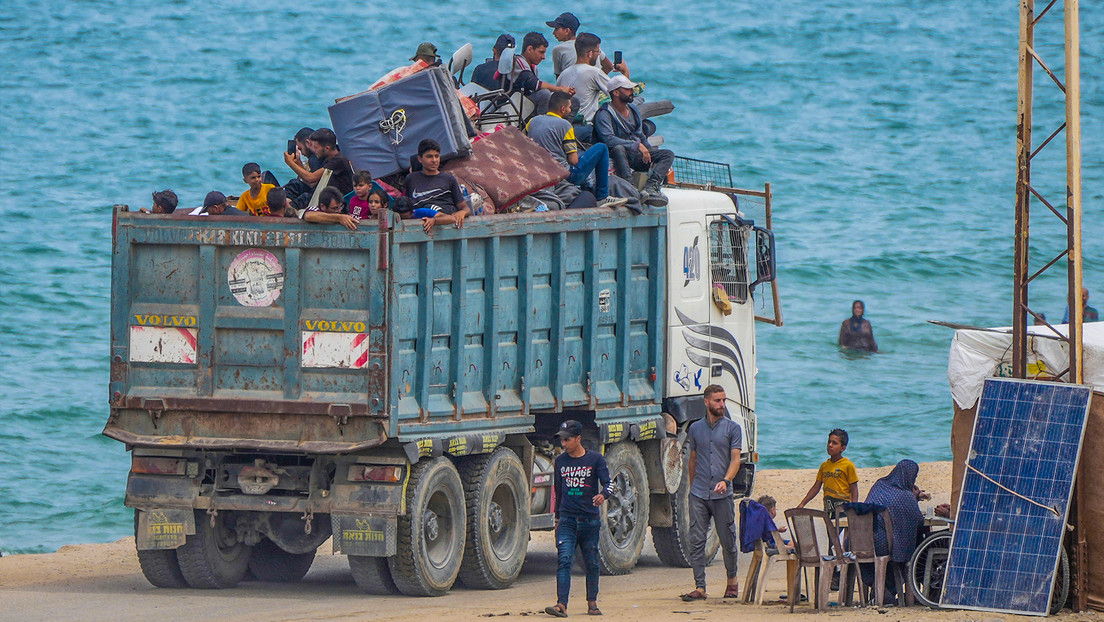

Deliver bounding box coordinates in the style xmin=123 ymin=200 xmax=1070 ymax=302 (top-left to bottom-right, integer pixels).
xmin=947 ymin=321 xmax=1104 ymax=611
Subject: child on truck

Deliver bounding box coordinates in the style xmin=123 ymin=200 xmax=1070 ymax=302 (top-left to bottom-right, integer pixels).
xmin=349 ymin=171 xmax=378 ymax=220
xmin=796 ymin=428 xmax=859 ymax=516
xmin=235 ymin=162 xmax=276 ymax=216
xmin=405 ymin=139 xmax=470 ymax=234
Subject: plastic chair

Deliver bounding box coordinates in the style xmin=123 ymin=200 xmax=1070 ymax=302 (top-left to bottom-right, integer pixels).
xmin=447 ymin=43 xmax=473 ymax=86
xmin=843 ymin=507 xmax=909 ymax=607
xmin=784 ymin=508 xmax=857 ymax=612
xmin=741 ymin=525 xmax=800 ymax=605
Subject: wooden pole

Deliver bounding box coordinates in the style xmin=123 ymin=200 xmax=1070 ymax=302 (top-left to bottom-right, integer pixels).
xmin=1012 ymin=0 xmax=1035 ymax=378
xmin=1064 ymin=0 xmax=1086 ymax=610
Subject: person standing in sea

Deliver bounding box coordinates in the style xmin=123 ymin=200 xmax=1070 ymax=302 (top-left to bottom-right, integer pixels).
xmin=839 ymin=300 xmax=878 ymax=352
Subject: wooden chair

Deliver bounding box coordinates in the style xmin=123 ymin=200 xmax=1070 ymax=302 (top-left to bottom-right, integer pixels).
xmin=741 ymin=524 xmax=800 ymax=605
xmin=784 ymin=508 xmax=857 ymax=612
xmin=843 ymin=507 xmax=910 ymax=607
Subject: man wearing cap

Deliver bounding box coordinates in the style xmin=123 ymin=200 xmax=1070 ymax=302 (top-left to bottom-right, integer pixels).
xmin=190 ymin=191 xmax=230 ymax=216
xmin=593 ymin=76 xmax=674 ymax=207
xmin=547 ymin=12 xmax=616 ymax=78
xmin=471 ymin=34 xmax=515 ymax=90
xmin=546 ymin=420 xmax=612 ymax=617
xmin=680 ymin=385 xmax=742 ymax=602
xmin=410 ymin=42 xmax=440 ymax=66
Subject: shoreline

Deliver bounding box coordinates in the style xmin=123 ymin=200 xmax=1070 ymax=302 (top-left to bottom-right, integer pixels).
xmin=3 ymin=461 xmax=1098 ymax=622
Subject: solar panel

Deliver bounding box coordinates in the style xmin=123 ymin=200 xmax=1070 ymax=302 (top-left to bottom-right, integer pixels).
xmin=941 ymin=378 xmax=1092 ymax=616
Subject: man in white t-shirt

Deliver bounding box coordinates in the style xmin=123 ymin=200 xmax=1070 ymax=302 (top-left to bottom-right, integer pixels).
xmin=557 ymin=33 xmax=630 ymax=125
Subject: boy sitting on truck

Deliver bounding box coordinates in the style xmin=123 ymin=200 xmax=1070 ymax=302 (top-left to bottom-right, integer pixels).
xmin=235 ymin=163 xmax=276 ymax=216
xmin=405 ymin=139 xmax=470 ymax=233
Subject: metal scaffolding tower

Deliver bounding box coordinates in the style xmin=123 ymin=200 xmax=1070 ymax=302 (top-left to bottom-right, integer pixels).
xmin=1012 ymin=0 xmax=1085 ymax=609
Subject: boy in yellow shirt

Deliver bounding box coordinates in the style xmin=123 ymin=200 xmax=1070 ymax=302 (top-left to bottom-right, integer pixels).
xmin=797 ymin=428 xmax=859 ymax=516
xmin=234 ymin=162 xmax=276 ymax=216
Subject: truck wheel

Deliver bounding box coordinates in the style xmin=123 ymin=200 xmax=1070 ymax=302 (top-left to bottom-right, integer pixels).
xmin=458 ymin=447 xmax=530 ymax=589
xmin=388 ymin=457 xmax=466 ymax=596
xmin=176 ymin=510 xmax=253 ymax=589
xmin=133 ymin=510 xmax=188 ymax=588
xmin=349 ymin=555 xmax=400 ymax=595
xmin=598 ymin=442 xmax=650 ymax=575
xmin=247 ymin=538 xmax=315 ymax=582
xmin=652 ymin=441 xmax=720 ymax=567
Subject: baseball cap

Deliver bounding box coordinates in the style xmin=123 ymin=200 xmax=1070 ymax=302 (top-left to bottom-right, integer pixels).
xmin=411 ymin=42 xmax=440 ymax=61
xmin=555 ymin=420 xmax=584 ymax=439
xmin=546 ymin=12 xmax=580 ymax=31
xmin=607 ymin=75 xmax=637 ymax=91
xmin=493 ymin=33 xmax=515 ymax=52
xmin=203 ymin=191 xmax=227 ymax=207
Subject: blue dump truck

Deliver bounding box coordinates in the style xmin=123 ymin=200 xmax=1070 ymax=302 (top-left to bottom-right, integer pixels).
xmin=107 ymin=185 xmax=778 ymax=595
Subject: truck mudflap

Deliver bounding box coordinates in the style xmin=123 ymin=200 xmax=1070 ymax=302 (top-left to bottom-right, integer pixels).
xmin=135 ymin=508 xmax=195 ymax=550
xmin=332 ymin=515 xmax=398 ymax=557
xmin=104 ymin=409 xmax=387 ymax=454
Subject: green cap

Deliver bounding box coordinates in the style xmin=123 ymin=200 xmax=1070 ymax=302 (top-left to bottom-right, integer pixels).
xmin=411 ymin=42 xmax=439 ymax=61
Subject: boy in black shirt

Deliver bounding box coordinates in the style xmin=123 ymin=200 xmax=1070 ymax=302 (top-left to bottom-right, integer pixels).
xmin=405 ymin=139 xmax=471 ymax=233
xmin=546 ymin=420 xmax=611 ymax=617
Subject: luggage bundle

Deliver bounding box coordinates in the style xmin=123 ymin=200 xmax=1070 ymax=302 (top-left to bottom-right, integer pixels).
xmin=329 ymin=67 xmax=473 ymax=179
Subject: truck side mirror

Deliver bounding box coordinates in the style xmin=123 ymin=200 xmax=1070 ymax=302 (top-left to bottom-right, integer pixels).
xmin=750 ymin=226 xmax=776 ymax=291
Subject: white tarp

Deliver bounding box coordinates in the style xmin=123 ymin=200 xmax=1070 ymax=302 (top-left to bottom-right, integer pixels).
xmin=948 ymin=322 xmax=1104 ymax=407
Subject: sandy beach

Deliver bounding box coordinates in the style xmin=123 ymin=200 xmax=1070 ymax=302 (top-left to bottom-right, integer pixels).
xmin=1 ymin=461 xmax=1094 ymax=622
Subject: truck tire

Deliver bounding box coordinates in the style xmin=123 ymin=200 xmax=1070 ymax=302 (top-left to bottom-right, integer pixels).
xmin=388 ymin=457 xmax=466 ymax=596
xmin=457 ymin=447 xmax=530 ymax=589
xmin=598 ymin=442 xmax=650 ymax=575
xmin=176 ymin=510 xmax=253 ymax=589
xmin=652 ymin=441 xmax=720 ymax=567
xmin=349 ymin=555 xmax=400 ymax=595
xmin=133 ymin=510 xmax=188 ymax=588
xmin=247 ymin=538 xmax=315 ymax=582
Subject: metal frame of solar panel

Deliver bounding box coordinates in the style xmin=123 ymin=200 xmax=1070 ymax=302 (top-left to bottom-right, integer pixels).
xmin=940 ymin=377 xmax=1092 ymax=616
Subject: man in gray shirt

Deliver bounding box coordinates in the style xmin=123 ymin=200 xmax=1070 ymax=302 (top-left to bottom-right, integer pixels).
xmin=680 ymin=384 xmax=743 ymax=602
xmin=557 ymin=33 xmax=630 ymax=124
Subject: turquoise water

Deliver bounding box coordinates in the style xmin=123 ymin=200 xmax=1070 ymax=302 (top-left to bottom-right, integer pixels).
xmin=1 ymin=1 xmax=1101 ymax=554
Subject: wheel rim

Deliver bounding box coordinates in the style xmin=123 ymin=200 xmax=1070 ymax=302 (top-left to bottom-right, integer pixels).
xmin=212 ymin=514 xmax=245 ymax=561
xmin=910 ymin=533 xmax=950 ymax=607
xmin=606 ymin=470 xmax=638 ymax=547
xmin=488 ymin=479 xmax=520 ymax=561
xmin=423 ymin=489 xmax=455 ymax=569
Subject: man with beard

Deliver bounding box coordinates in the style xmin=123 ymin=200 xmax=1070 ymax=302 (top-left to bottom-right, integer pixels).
xmin=593 ymin=75 xmax=673 ymax=206
xmin=679 ymin=384 xmax=742 ymax=602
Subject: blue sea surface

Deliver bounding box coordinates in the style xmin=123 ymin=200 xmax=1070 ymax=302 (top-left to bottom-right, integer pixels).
xmin=1 ymin=1 xmax=1101 ymax=554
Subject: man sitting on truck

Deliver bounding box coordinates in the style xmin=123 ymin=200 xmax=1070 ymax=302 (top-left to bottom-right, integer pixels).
xmin=526 ymin=91 xmax=626 ymax=209
xmin=301 ymin=186 xmax=358 ymax=230
xmin=594 ymin=76 xmax=673 ymax=207
xmin=282 ymin=128 xmax=354 ymax=209
xmin=472 ymin=34 xmax=514 ymax=90
xmin=500 ymin=32 xmax=575 ymax=114
xmin=557 ymin=33 xmax=630 ymax=128
xmin=405 ymin=139 xmax=470 ymax=233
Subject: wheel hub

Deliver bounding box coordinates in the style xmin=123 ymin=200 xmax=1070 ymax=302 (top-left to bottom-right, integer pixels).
xmin=424 ymin=509 xmax=440 ymax=541
xmin=607 ymin=471 xmax=638 ymax=546
xmin=488 ymin=501 xmax=503 ymax=534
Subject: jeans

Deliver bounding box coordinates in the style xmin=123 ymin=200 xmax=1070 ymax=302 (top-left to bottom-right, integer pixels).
xmin=567 ymin=143 xmax=610 ymax=200
xmin=689 ymin=495 xmax=740 ymax=591
xmin=556 ymin=514 xmax=601 ymax=606
xmin=608 ymin=145 xmax=674 ymax=188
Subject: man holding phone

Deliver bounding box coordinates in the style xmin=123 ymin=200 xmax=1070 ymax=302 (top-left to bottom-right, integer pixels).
xmin=547 ymin=12 xmax=617 ymax=78
xmin=557 ymin=33 xmax=630 ymax=124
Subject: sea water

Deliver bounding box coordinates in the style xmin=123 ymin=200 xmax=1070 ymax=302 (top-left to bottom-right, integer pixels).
xmin=1 ymin=1 xmax=1101 ymax=554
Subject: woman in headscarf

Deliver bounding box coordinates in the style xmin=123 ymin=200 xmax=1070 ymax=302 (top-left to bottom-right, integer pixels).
xmin=839 ymin=300 xmax=878 ymax=352
xmin=859 ymin=459 xmax=925 ymax=604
